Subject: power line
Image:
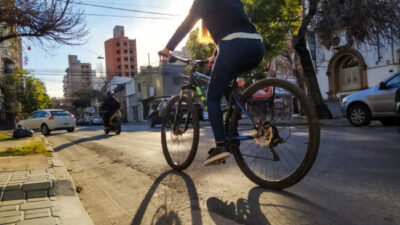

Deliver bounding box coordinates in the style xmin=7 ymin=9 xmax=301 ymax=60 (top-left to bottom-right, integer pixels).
xmin=78 ymin=0 xmax=165 ymax=10
xmin=80 ymin=13 xmax=175 ymax=20
xmin=68 ymin=1 xmax=182 ymax=17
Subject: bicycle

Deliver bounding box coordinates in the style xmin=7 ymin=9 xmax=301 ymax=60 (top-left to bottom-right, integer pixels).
xmin=160 ymin=54 xmax=320 ymax=190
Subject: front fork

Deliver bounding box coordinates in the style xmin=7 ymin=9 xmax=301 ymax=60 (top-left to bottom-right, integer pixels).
xmin=172 ymin=90 xmax=191 ymax=135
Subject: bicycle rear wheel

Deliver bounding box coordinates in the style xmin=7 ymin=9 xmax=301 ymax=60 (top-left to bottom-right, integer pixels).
xmin=161 ymin=95 xmax=199 ymax=171
xmin=230 ymin=79 xmax=320 ymax=189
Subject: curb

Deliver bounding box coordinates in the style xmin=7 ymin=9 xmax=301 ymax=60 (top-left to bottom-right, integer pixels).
xmin=43 ymin=136 xmax=94 ymax=225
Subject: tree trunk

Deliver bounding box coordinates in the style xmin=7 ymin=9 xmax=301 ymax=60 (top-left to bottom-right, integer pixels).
xmin=293 ymin=52 xmax=307 ymax=93
xmin=294 ymin=35 xmax=332 ymax=119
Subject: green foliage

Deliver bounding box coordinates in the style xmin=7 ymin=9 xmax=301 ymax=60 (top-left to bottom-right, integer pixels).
xmin=0 ymin=70 xmax=52 ymax=117
xmin=186 ymin=28 xmax=216 ymax=59
xmin=21 ymin=75 xmax=52 ymax=117
xmin=242 ymin=0 xmax=301 ymax=60
xmin=0 ymin=133 xmax=12 ymax=141
xmin=185 ymin=28 xmax=216 ymax=75
xmin=0 ymin=141 xmax=51 ymax=157
xmin=72 ymin=89 xmax=102 ymax=110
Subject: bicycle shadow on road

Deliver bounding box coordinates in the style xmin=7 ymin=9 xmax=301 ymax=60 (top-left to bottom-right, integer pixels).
xmin=207 ymin=187 xmax=350 ymax=225
xmin=131 ymin=170 xmax=202 ymax=225
xmin=53 ymin=134 xmax=111 ymax=152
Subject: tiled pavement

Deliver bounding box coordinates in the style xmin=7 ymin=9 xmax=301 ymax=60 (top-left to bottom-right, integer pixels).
xmin=0 ymin=169 xmax=60 ymax=225
xmin=0 ymin=135 xmax=93 ymax=225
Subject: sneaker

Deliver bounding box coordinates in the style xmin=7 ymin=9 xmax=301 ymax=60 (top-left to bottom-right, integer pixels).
xmin=204 ymin=146 xmax=231 ymax=166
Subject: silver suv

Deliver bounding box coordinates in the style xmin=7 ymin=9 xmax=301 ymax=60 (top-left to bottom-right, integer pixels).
xmin=341 ymin=72 xmax=400 ymax=127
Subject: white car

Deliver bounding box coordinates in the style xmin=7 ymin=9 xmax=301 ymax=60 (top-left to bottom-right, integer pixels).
xmin=17 ymin=109 xmax=76 ymax=135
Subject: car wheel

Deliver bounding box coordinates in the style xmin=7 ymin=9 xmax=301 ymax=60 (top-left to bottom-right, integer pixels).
xmin=347 ymin=104 xmax=371 ymax=127
xmin=41 ymin=124 xmax=51 ymax=136
xmin=67 ymin=128 xmax=75 ymax=132
xmin=379 ymin=118 xmax=396 ymax=126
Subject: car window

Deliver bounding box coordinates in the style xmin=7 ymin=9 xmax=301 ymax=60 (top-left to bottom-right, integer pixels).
xmin=36 ymin=111 xmax=48 ymax=118
xmin=27 ymin=112 xmax=37 ymax=119
xmin=386 ymin=74 xmax=400 ymax=88
xmin=51 ymin=111 xmax=70 ymax=116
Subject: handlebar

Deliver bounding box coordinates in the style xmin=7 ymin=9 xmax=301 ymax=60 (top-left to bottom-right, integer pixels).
xmin=158 ymin=51 xmax=209 ymax=67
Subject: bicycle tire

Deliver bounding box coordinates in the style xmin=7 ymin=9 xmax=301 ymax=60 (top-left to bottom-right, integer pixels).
xmin=230 ymin=79 xmax=320 ymax=189
xmin=161 ymin=95 xmax=200 ymax=171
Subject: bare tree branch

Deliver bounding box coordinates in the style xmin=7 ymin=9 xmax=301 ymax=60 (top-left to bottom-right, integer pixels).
xmin=0 ymin=0 xmax=88 ymax=47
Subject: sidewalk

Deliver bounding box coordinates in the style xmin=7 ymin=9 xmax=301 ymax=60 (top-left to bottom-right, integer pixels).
xmin=0 ymin=133 xmax=93 ymax=225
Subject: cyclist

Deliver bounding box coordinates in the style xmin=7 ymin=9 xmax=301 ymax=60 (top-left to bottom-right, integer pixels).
xmin=159 ymin=0 xmax=264 ymax=166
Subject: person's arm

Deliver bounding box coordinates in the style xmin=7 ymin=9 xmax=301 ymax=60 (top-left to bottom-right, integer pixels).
xmin=213 ymin=47 xmax=218 ymax=57
xmin=165 ymin=0 xmax=202 ymax=51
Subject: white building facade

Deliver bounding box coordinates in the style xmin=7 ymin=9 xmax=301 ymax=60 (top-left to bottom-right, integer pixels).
xmin=311 ymin=34 xmax=400 ymax=100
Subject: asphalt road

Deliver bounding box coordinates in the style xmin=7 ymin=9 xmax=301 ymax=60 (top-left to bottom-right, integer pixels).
xmin=49 ymin=124 xmax=400 ymax=225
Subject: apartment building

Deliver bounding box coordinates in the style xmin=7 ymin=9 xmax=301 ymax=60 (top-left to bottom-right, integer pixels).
xmin=0 ymin=23 xmax=23 ymax=129
xmin=126 ymin=61 xmax=187 ymax=123
xmin=104 ymin=26 xmax=138 ymax=81
xmin=63 ymin=55 xmax=93 ymax=108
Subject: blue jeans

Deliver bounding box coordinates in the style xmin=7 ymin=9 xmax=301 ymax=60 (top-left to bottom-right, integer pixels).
xmin=207 ymin=38 xmax=264 ymax=143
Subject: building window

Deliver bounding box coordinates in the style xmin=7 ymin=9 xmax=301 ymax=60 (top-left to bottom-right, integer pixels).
xmin=116 ymin=50 xmax=120 ymax=54
xmin=125 ymin=65 xmax=128 ymax=69
xmin=117 ymin=57 xmax=120 ymax=62
xmin=126 ymin=72 xmax=129 ymax=76
xmin=130 ymin=58 xmax=134 ymax=62
xmin=124 ymin=57 xmax=128 ymax=61
xmin=118 ymin=65 xmax=121 ymax=69
xmin=124 ymin=42 xmax=127 ymax=46
xmin=130 ymin=72 xmax=135 ymax=76
xmin=129 ymin=50 xmax=133 ymax=53
xmin=138 ymin=83 xmax=141 ymax=92
xmin=116 ymin=42 xmax=120 ymax=47
xmin=124 ymin=49 xmax=128 ymax=53
xmin=130 ymin=65 xmax=134 ymax=69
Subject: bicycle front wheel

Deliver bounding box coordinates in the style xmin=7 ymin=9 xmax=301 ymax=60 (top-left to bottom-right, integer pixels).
xmin=230 ymin=79 xmax=320 ymax=189
xmin=161 ymin=95 xmax=199 ymax=171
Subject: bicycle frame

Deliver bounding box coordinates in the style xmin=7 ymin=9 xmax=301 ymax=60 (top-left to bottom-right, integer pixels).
xmin=173 ymin=66 xmax=256 ymax=143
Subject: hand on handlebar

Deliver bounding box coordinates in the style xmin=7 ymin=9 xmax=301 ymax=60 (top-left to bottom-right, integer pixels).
xmin=207 ymin=55 xmax=216 ymax=70
xmin=158 ymin=48 xmax=171 ymax=62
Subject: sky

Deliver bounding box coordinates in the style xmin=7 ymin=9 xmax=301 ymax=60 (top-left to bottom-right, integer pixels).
xmin=24 ymin=0 xmax=195 ymax=98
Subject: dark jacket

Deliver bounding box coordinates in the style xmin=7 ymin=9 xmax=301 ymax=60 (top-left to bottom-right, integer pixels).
xmin=100 ymin=96 xmax=120 ymax=113
xmin=166 ymin=0 xmax=258 ymax=51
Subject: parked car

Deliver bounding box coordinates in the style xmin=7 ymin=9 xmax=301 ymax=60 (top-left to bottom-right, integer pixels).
xmin=89 ymin=116 xmax=103 ymax=125
xmin=148 ymin=98 xmax=170 ymax=128
xmin=76 ymin=117 xmax=87 ymax=126
xmin=17 ymin=109 xmax=76 ymax=135
xmin=341 ymin=72 xmax=400 ymax=126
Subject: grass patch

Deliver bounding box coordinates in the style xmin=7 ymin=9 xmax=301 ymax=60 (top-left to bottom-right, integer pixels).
xmin=0 ymin=133 xmax=12 ymax=141
xmin=0 ymin=141 xmax=51 ymax=157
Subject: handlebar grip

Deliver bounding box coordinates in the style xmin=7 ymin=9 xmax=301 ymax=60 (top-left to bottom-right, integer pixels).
xmin=158 ymin=51 xmax=177 ymax=63
xmin=158 ymin=51 xmax=168 ymax=57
